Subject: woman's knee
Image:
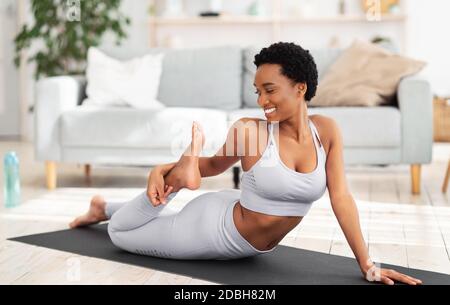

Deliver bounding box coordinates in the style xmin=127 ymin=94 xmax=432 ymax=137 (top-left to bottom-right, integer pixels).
xmin=108 ymin=221 xmax=133 ymax=253
xmin=107 ymin=212 xmax=121 ymax=232
xmin=106 ymin=204 xmax=139 ymax=233
xmin=107 ymin=215 xmax=124 ymax=249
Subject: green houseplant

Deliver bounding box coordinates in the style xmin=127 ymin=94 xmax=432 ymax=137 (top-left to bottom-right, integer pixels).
xmin=14 ymin=0 xmax=130 ymax=80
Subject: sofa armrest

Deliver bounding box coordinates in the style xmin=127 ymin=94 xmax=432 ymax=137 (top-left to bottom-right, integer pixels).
xmin=397 ymin=74 xmax=433 ymax=164
xmin=34 ymin=75 xmax=86 ymax=161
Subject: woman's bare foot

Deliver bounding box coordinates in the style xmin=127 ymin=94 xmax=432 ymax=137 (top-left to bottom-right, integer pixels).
xmin=188 ymin=121 xmax=205 ymax=157
xmin=69 ymin=195 xmax=108 ymax=228
xmin=164 ymin=121 xmax=205 ymax=191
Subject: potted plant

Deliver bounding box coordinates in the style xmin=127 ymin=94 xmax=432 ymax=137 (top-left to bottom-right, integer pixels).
xmin=13 ymin=0 xmax=130 ymax=80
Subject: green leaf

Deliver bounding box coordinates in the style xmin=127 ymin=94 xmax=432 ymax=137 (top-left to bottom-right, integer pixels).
xmin=13 ymin=0 xmax=130 ymax=80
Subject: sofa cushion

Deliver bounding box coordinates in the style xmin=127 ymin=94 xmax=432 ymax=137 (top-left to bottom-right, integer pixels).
xmin=242 ymin=46 xmax=342 ymax=108
xmin=228 ymin=106 xmax=400 ymax=148
xmin=60 ymin=106 xmax=229 ymax=154
xmin=309 ymin=49 xmax=342 ymax=80
xmin=242 ymin=46 xmax=260 ymax=108
xmin=83 ymin=47 xmax=166 ymax=109
xmin=227 ymin=108 xmax=266 ymax=123
xmin=310 ymin=40 xmax=426 ymax=107
xmin=308 ymin=106 xmax=401 ymax=147
xmin=98 ymin=46 xmax=242 ymax=110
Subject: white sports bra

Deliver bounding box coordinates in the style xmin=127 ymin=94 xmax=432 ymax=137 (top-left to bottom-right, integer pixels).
xmin=240 ymin=118 xmax=327 ymax=217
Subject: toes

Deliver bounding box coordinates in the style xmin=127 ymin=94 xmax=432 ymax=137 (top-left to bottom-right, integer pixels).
xmin=192 ymin=121 xmax=205 ymax=147
xmin=196 ymin=122 xmax=203 ymax=133
xmin=91 ymin=195 xmax=104 ymax=204
xmin=192 ymin=121 xmax=202 ymax=136
xmin=69 ymin=219 xmax=78 ymax=229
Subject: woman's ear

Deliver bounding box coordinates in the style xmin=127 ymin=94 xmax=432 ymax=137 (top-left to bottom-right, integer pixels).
xmin=297 ymin=83 xmax=307 ymax=96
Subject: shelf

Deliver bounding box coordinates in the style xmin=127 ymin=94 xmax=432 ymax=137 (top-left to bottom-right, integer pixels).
xmin=149 ymin=15 xmax=273 ymax=25
xmin=279 ymin=14 xmax=407 ymax=23
xmin=149 ymin=14 xmax=407 ymax=26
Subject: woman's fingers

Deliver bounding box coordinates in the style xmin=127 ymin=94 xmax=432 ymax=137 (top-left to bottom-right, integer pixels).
xmin=384 ymin=269 xmax=421 ymax=285
xmin=147 ymin=171 xmax=161 ymax=206
xmin=162 ymin=185 xmax=174 ymax=203
xmin=156 ymin=184 xmax=165 ymax=204
xmin=381 ymin=276 xmax=395 ymax=285
xmin=384 ymin=269 xmax=409 ymax=285
xmin=147 ymin=168 xmax=171 ymax=206
xmin=155 ymin=185 xmax=174 ymax=205
xmin=407 ymin=275 xmax=423 ymax=285
xmin=148 ymin=184 xmax=160 ymax=206
xmin=367 ymin=267 xmax=422 ymax=285
xmin=396 ymin=271 xmax=422 ymax=284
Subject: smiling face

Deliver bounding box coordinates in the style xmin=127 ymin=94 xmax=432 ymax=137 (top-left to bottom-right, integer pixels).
xmin=254 ymin=63 xmax=307 ymax=122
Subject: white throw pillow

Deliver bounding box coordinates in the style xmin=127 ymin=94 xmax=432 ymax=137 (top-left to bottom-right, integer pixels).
xmin=83 ymin=47 xmax=166 ymax=109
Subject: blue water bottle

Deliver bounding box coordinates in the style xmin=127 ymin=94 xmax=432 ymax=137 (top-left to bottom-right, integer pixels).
xmin=3 ymin=151 xmax=21 ymax=208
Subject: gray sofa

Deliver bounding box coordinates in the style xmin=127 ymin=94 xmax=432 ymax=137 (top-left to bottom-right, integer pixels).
xmin=34 ymin=45 xmax=433 ymax=194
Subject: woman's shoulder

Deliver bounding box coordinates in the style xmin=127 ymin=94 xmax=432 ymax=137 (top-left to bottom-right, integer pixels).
xmin=234 ymin=117 xmax=266 ymax=124
xmin=309 ymin=114 xmax=339 ymax=155
xmin=231 ymin=117 xmax=270 ymax=152
xmin=231 ymin=117 xmax=268 ymax=133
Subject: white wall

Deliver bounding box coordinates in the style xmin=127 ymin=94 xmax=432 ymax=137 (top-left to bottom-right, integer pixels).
xmin=405 ymin=0 xmax=450 ymax=96
xmin=0 ymin=0 xmax=20 ymax=137
xmin=100 ymin=0 xmax=152 ymax=53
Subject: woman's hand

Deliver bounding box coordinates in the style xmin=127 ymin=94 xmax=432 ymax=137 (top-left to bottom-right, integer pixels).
xmin=363 ymin=263 xmax=422 ymax=285
xmin=147 ymin=166 xmax=173 ymax=206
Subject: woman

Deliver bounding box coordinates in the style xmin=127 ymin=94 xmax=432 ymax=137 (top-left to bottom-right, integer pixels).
xmin=70 ymin=42 xmax=421 ymax=285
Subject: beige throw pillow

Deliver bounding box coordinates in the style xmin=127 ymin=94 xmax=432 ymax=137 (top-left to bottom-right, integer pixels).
xmin=310 ymin=40 xmax=426 ymax=107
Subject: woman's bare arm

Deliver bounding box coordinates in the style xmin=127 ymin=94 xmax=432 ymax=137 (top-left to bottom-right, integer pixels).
xmin=152 ymin=156 xmax=233 ymax=179
xmin=147 ymin=118 xmax=252 ymax=205
xmin=323 ymin=116 xmax=421 ymax=285
xmin=202 ymin=118 xmax=247 ymax=176
xmin=152 ymin=162 xmax=177 ymax=176
xmin=154 ymin=118 xmax=248 ymax=177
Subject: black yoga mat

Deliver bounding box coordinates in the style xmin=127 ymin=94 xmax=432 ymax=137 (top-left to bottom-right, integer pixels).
xmin=9 ymin=224 xmax=450 ymax=285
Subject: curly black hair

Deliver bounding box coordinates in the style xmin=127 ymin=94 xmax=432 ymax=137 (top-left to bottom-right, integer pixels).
xmin=254 ymin=42 xmax=318 ymax=102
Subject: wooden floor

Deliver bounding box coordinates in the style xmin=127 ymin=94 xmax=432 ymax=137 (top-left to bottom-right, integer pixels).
xmin=0 ymin=140 xmax=449 ymax=284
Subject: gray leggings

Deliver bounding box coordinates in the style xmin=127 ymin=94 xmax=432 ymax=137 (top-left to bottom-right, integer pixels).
xmin=105 ymin=189 xmax=276 ymax=260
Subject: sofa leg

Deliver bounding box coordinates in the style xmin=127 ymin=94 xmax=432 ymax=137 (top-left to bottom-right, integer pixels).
xmin=45 ymin=161 xmax=57 ymax=190
xmin=443 ymin=160 xmax=450 ymax=194
xmin=233 ymin=167 xmax=240 ymax=189
xmin=411 ymin=164 xmax=421 ymax=195
xmin=84 ymin=164 xmax=92 ymax=185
